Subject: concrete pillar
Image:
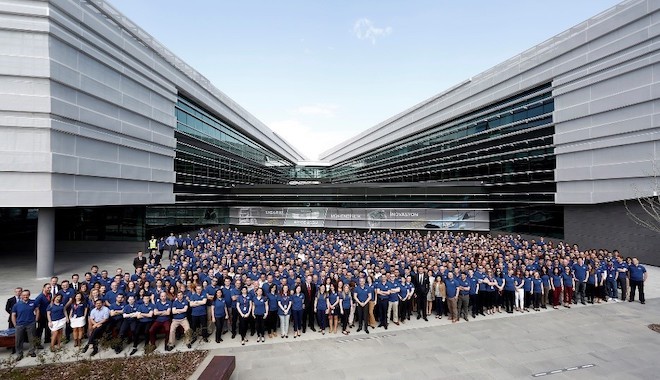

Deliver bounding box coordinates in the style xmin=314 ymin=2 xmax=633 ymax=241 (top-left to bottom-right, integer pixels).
xmin=36 ymin=207 xmax=55 ymax=279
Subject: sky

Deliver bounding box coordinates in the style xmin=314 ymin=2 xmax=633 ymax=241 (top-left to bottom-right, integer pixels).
xmin=109 ymin=0 xmax=622 ymax=160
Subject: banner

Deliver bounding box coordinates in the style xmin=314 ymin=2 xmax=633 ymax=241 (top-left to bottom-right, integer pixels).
xmin=229 ymin=207 xmax=489 ymax=230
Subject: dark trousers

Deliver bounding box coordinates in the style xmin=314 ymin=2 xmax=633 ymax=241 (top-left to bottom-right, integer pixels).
xmin=533 ymin=293 xmax=542 ymax=309
xmin=134 ymin=321 xmax=151 ymax=347
xmin=303 ymin=304 xmax=315 ymax=331
xmin=586 ymin=283 xmax=595 ymax=303
xmin=435 ymin=297 xmax=445 ymax=316
xmin=214 ymin=318 xmax=225 ymax=342
xmin=477 ymin=292 xmax=487 ymax=314
xmin=524 ymin=292 xmax=532 ymax=308
xmin=316 ymin=309 xmax=327 ymax=330
xmin=292 ymin=309 xmax=303 ymax=331
xmin=503 ymin=290 xmax=515 ymax=312
xmin=340 ymin=310 xmax=349 ymax=331
xmin=377 ymin=299 xmax=389 ymax=326
xmin=356 ymin=304 xmax=368 ymax=331
xmin=399 ymin=299 xmax=409 ymax=320
xmin=231 ymin=308 xmax=239 ymax=335
xmin=575 ymin=281 xmax=586 ymax=304
xmin=149 ymin=320 xmax=171 ymax=345
xmin=239 ymin=316 xmax=248 ymax=340
xmin=469 ymin=294 xmax=479 ymax=316
xmin=119 ymin=318 xmax=138 ymax=344
xmin=255 ymin=314 xmax=265 ymax=337
xmin=36 ymin=316 xmax=51 ymax=344
xmin=630 ymin=280 xmax=645 ymax=302
xmin=458 ymin=295 xmax=469 ymax=319
xmin=15 ymin=323 xmax=36 ymax=355
xmin=416 ymin=294 xmax=426 ymax=318
xmin=265 ymin=310 xmax=278 ymax=334
xmin=87 ymin=323 xmax=108 ymax=349
xmin=191 ymin=315 xmax=208 ymax=339
xmin=617 ymin=277 xmax=628 ymax=300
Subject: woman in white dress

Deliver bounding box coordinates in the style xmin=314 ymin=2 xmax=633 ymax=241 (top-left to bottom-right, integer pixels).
xmin=46 ymin=294 xmax=68 ymax=351
xmin=69 ymin=292 xmax=88 ymax=347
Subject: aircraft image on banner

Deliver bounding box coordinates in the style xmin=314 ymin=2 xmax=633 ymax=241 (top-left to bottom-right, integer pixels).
xmin=424 ymin=212 xmax=473 ymax=229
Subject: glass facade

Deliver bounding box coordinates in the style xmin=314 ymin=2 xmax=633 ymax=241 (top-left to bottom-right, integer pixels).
xmin=326 ymin=83 xmax=562 ymax=237
xmin=174 ymin=95 xmax=293 ymax=193
xmin=55 ymin=207 xmax=146 ymax=241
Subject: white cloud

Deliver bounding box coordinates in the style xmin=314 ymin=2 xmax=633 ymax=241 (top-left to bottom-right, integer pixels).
xmin=353 ymin=18 xmax=392 ymax=44
xmin=293 ymin=104 xmax=338 ymax=117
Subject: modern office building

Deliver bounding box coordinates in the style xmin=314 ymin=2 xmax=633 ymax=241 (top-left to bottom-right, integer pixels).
xmin=1 ymin=0 xmax=660 ymax=276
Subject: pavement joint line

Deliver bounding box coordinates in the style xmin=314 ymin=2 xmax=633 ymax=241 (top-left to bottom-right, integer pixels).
xmin=532 ymin=364 xmax=596 ymax=377
xmin=336 ymin=333 xmax=397 ymax=344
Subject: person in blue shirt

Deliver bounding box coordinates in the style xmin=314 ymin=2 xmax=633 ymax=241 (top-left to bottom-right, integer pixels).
xmin=531 ymin=272 xmax=544 ymax=311
xmin=386 ymin=275 xmax=401 ymax=326
xmin=615 ymin=255 xmax=629 ymax=301
xmin=252 ymin=287 xmax=268 ymax=342
xmin=468 ymin=270 xmax=480 ymax=318
xmin=503 ymin=269 xmax=516 ymax=313
xmin=628 ymin=257 xmax=647 ymax=304
xmin=366 ymin=276 xmax=377 ymax=328
xmin=550 ymin=267 xmax=563 ymax=309
xmin=107 ymin=293 xmax=125 ymax=353
xmin=118 ymin=295 xmax=138 ymax=353
xmin=314 ymin=284 xmax=329 ymax=334
xmin=265 ymin=283 xmax=279 ymax=339
xmin=586 ymin=264 xmax=597 ymax=304
xmin=34 ymin=283 xmax=52 ymax=348
xmin=445 ymin=272 xmax=459 ymax=323
xmin=482 ymin=270 xmax=497 ymax=315
xmin=230 ymin=279 xmax=242 ymax=339
xmin=46 ymin=293 xmax=67 ymax=352
xmin=561 ymin=266 xmax=575 ymax=308
xmin=339 ymin=283 xmax=352 ymax=335
xmin=131 ymin=294 xmax=154 ymax=355
xmin=328 ymin=284 xmax=340 ymax=334
xmin=211 ymin=289 xmax=228 ymax=343
xmin=149 ymin=291 xmax=172 ymax=349
xmin=277 ymin=285 xmax=292 ymax=338
xmin=237 ymin=286 xmax=252 ymax=345
xmin=605 ymin=260 xmax=619 ymax=301
xmin=374 ymin=276 xmax=390 ymax=329
xmin=522 ymin=270 xmax=533 ymax=312
xmin=69 ymin=292 xmax=88 ymax=348
xmin=11 ymin=289 xmax=39 ymax=360
xmin=353 ymin=277 xmax=371 ymax=334
xmin=457 ymin=272 xmax=471 ymax=321
xmin=572 ymin=258 xmax=588 ymax=305
xmin=204 ymin=277 xmax=219 ymax=337
xmin=189 ymin=285 xmax=209 ymax=343
xmin=540 ymin=267 xmax=550 ymax=309
xmin=168 ymin=290 xmax=192 ymax=350
xmin=291 ymin=284 xmax=305 ymax=338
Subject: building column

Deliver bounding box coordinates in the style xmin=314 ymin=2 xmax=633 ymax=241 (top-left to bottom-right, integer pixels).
xmin=36 ymin=207 xmax=55 ymax=279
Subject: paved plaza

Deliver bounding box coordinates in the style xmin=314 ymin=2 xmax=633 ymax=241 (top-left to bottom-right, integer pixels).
xmin=1 ymin=251 xmax=660 ymax=379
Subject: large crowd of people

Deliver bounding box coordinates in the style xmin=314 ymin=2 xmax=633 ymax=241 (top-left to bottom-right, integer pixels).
xmin=7 ymin=228 xmax=649 ymax=360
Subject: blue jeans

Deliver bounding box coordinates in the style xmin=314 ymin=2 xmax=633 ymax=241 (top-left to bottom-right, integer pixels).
xmin=606 ymin=278 xmax=618 ymax=299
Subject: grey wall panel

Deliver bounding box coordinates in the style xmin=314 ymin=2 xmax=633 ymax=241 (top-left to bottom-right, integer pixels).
xmin=564 ymin=203 xmax=660 ymax=265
